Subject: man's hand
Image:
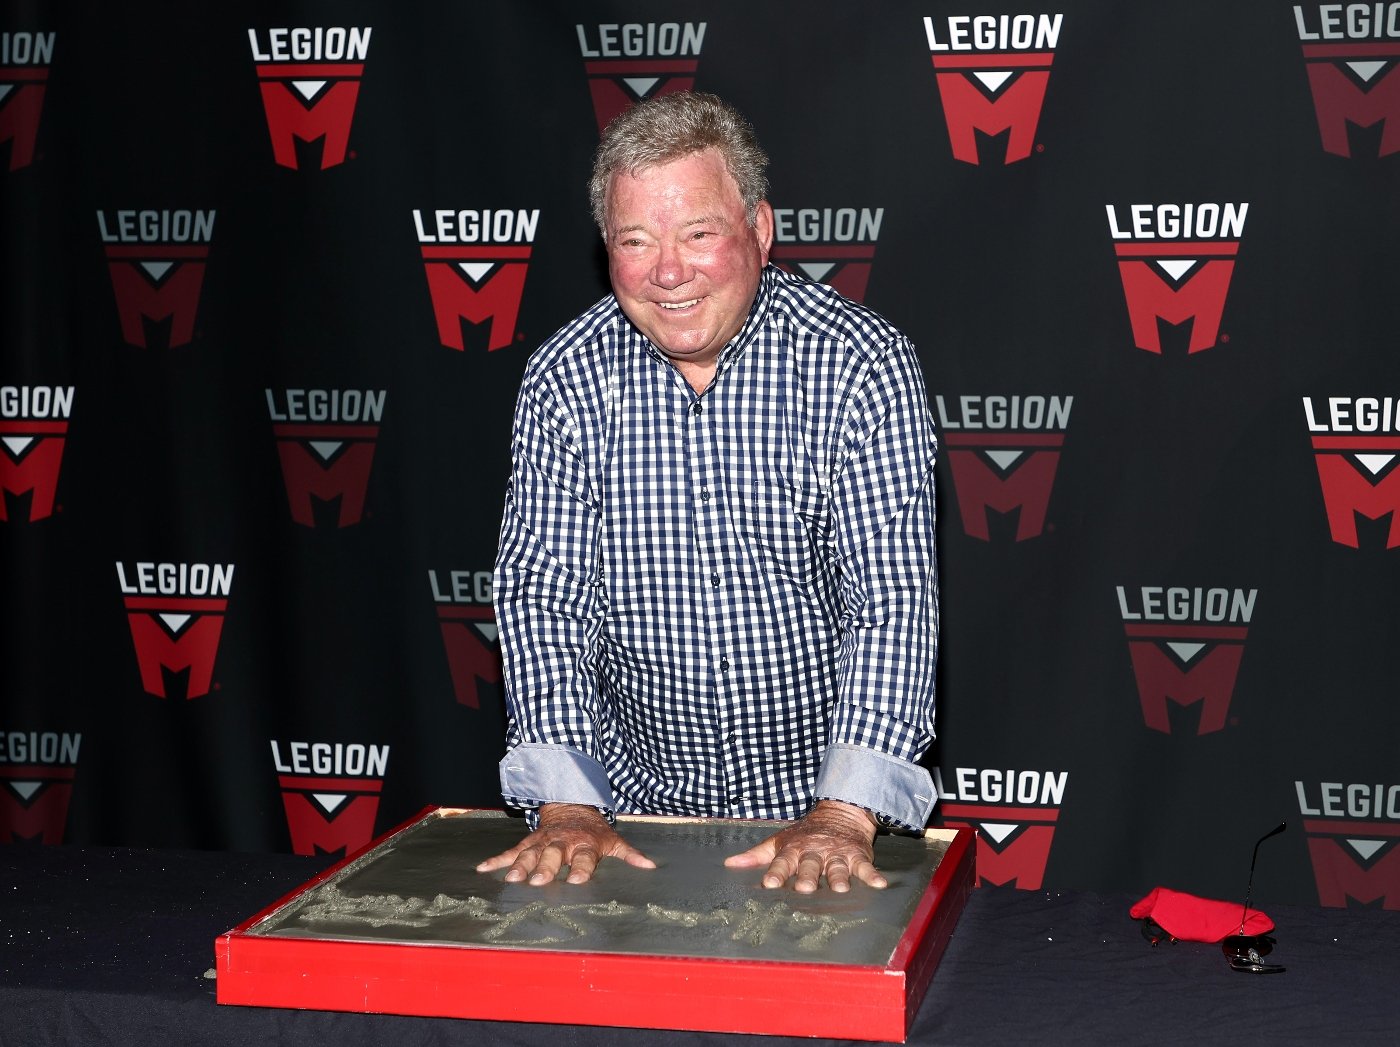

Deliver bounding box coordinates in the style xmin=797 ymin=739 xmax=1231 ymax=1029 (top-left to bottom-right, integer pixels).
xmin=723 ymin=799 xmax=885 ymax=893
xmin=475 ymin=803 xmax=656 ymax=885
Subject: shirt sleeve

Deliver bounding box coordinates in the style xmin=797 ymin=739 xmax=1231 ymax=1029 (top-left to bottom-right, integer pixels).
xmin=812 ymin=335 xmax=939 ymax=832
xmin=493 ymin=372 xmax=615 ymax=817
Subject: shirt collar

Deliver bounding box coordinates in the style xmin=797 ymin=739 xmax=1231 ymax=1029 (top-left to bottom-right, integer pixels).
xmin=713 ymin=264 xmax=776 ymax=377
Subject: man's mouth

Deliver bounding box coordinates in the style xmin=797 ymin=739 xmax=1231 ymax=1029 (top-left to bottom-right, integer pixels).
xmin=657 ymin=298 xmax=702 ymax=311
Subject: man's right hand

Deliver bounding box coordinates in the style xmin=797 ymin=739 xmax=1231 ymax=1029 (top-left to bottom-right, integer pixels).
xmin=475 ymin=803 xmax=656 ymax=885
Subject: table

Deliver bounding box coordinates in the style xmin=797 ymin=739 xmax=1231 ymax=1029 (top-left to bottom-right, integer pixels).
xmin=2 ymin=841 xmax=1397 ymax=1045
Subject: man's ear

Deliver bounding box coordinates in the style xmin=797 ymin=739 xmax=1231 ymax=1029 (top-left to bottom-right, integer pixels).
xmin=754 ymin=200 xmax=775 ymax=262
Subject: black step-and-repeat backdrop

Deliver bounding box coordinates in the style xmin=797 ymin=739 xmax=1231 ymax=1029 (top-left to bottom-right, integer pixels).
xmin=4 ymin=1 xmax=1400 ymax=910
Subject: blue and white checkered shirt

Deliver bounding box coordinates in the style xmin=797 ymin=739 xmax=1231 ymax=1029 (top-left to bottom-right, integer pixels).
xmin=494 ymin=265 xmax=939 ymax=831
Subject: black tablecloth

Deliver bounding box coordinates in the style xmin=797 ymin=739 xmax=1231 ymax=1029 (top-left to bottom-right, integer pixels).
xmin=2 ymin=843 xmax=1397 ymax=1046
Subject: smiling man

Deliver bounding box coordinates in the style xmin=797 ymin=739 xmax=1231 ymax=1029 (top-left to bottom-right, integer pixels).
xmin=480 ymin=92 xmax=939 ymax=894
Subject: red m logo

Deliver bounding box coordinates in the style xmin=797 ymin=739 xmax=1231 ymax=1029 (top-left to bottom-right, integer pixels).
xmin=584 ymin=61 xmax=696 ymax=132
xmin=1304 ymin=826 xmax=1400 ymax=910
xmin=104 ymin=248 xmax=209 ymax=348
xmin=278 ymin=777 xmax=381 ymax=857
xmin=1124 ymin=625 xmax=1247 ymax=735
xmin=1302 ymin=49 xmax=1400 ymax=157
xmin=931 ymin=54 xmax=1053 ymax=165
xmin=0 ymin=767 xmax=74 ymax=844
xmin=1310 ymin=439 xmax=1400 ymax=548
xmin=255 ymin=66 xmax=362 ymax=169
xmin=0 ymin=72 xmax=46 ymax=170
xmin=939 ymin=804 xmax=1059 ymax=890
xmin=420 ymin=247 xmax=531 ymax=352
xmin=944 ymin=434 xmax=1062 ymax=541
xmin=1113 ymin=244 xmax=1238 ymax=354
xmin=437 ymin=605 xmax=502 ymax=709
xmin=273 ymin=425 xmax=378 ymax=527
xmin=0 ymin=422 xmax=66 ymax=521
xmin=123 ymin=597 xmax=227 ymax=699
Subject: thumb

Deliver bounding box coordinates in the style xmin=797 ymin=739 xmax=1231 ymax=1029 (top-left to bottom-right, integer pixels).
xmin=723 ymin=838 xmax=778 ymax=868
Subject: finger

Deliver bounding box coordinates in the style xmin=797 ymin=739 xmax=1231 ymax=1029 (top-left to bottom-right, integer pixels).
xmin=475 ymin=845 xmax=524 ymax=873
xmin=723 ymin=839 xmax=779 ymax=869
xmin=565 ymin=846 xmax=598 ymax=884
xmin=761 ymin=851 xmax=797 ymax=889
xmin=618 ymin=846 xmax=658 ymax=870
xmin=851 ymin=857 xmax=888 ymax=890
xmin=502 ymin=845 xmax=541 ymax=883
xmin=794 ymin=851 xmax=824 ymax=894
xmin=825 ymin=856 xmax=852 ymax=894
xmin=528 ymin=843 xmax=565 ymax=886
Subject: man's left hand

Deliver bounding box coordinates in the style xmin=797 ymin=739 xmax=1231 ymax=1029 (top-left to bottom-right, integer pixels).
xmin=723 ymin=799 xmax=886 ymax=893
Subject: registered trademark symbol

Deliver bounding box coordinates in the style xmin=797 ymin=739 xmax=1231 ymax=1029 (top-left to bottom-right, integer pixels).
xmin=516 ymin=332 xmax=526 ymax=342
xmin=1036 ymin=143 xmax=1045 ymax=153
xmin=350 ymin=150 xmax=358 ymax=160
xmin=214 ymin=682 xmax=222 ymax=692
xmin=1221 ymin=334 xmax=1230 ymax=343
xmin=1230 ymin=716 xmax=1239 ymax=726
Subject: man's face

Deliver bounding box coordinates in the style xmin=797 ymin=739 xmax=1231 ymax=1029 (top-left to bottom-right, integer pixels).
xmin=605 ymin=148 xmax=773 ymax=371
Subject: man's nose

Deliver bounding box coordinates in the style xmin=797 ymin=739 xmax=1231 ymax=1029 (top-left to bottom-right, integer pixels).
xmin=652 ymin=241 xmax=690 ymax=288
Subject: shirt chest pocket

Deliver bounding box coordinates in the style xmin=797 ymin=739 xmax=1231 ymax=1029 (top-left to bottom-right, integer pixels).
xmin=736 ymin=477 xmax=828 ymax=577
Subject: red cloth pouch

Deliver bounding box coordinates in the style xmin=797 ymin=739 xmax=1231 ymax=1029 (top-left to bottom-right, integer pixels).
xmin=1130 ymin=887 xmax=1274 ymax=942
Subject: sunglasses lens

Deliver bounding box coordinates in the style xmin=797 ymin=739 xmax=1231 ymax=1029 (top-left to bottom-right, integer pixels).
xmin=1222 ymin=935 xmax=1285 ymax=973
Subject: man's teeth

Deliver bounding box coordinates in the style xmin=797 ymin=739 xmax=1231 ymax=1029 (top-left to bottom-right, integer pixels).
xmin=659 ymin=299 xmax=701 ymax=310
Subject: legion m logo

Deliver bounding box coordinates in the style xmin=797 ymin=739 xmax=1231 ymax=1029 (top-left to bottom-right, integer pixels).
xmin=1295 ymin=4 xmax=1400 ymax=157
xmin=0 ymin=385 xmax=72 ymax=523
xmin=1117 ymin=586 xmax=1256 ymax=735
xmin=0 ymin=731 xmax=80 ymax=844
xmin=936 ymin=394 xmax=1070 ymax=541
xmin=248 ymin=27 xmax=370 ymax=170
xmin=116 ymin=561 xmax=233 ymax=700
xmin=1304 ymin=397 xmax=1400 ymax=548
xmin=271 ymin=740 xmax=388 ymax=857
xmin=1106 ymin=202 xmax=1247 ymax=355
xmin=267 ymin=388 xmax=384 ymax=527
xmin=0 ymin=31 xmax=53 ymax=171
xmin=924 ymin=13 xmax=1062 ymax=165
xmin=576 ymin=22 xmax=705 ymax=132
xmin=770 ymin=208 xmax=883 ymax=304
xmin=413 ymin=209 xmax=539 ymax=352
xmin=1297 ymin=779 xmax=1400 ymax=910
xmin=934 ymin=766 xmax=1067 ymax=889
xmin=429 ymin=569 xmax=502 ymax=709
xmin=98 ymin=209 xmax=214 ymax=349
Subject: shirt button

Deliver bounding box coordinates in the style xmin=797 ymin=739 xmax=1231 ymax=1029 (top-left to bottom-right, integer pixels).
xmin=719 ymin=657 xmax=730 ymax=671
xmin=710 ymin=572 xmax=721 ymax=587
xmin=700 ymin=487 xmax=711 ymax=502
xmin=692 ymin=402 xmax=703 ymax=415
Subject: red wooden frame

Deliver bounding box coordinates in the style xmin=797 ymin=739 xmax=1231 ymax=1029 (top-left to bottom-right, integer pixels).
xmin=216 ymin=809 xmax=975 ymax=1042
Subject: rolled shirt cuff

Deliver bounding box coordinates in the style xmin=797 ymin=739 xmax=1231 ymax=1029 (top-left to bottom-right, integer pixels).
xmin=812 ymin=743 xmax=937 ymax=832
xmin=499 ymin=742 xmax=615 ymax=814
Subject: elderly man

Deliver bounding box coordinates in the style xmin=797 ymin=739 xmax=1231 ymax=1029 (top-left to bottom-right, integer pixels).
xmin=478 ymin=92 xmax=938 ymax=894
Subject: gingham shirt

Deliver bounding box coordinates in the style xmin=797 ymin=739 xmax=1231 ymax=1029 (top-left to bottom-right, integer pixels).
xmin=494 ymin=265 xmax=939 ymax=831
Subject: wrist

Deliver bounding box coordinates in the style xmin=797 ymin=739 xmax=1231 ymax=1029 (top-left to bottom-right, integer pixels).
xmin=810 ymin=798 xmax=878 ymax=835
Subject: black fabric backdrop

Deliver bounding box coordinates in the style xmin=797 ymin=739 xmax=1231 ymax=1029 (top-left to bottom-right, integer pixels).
xmin=4 ymin=0 xmax=1400 ymax=910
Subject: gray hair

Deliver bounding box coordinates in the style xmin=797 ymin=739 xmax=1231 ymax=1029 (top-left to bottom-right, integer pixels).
xmin=588 ymin=91 xmax=770 ymax=235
